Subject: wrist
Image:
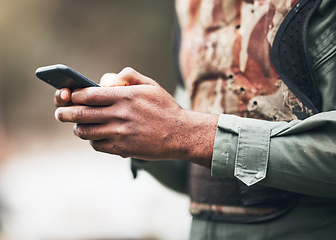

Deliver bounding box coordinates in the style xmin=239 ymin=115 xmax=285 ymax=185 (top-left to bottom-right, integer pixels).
xmin=175 ymin=110 xmax=219 ymax=168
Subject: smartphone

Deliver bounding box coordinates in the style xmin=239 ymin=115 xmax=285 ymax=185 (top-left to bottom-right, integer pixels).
xmin=35 ymin=64 xmax=100 ymax=90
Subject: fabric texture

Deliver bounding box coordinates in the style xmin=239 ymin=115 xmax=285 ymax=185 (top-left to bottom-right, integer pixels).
xmin=190 ymin=197 xmax=336 ymax=240
xmin=131 ymin=0 xmax=336 ymax=238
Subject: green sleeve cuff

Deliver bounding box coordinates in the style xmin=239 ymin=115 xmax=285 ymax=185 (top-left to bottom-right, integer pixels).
xmin=211 ymin=114 xmax=273 ymax=186
xmin=211 ymin=114 xmax=238 ymax=178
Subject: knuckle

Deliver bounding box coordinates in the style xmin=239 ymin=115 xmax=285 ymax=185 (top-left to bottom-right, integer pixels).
xmin=91 ymin=107 xmax=103 ymax=118
xmin=119 ymin=67 xmax=137 ymax=78
xmin=113 ymin=107 xmax=130 ymax=120
xmin=115 ymin=125 xmax=129 ymax=137
xmin=72 ymin=108 xmax=84 ymax=121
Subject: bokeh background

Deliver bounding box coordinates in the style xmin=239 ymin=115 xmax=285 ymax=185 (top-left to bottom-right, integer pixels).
xmin=0 ymin=1 xmax=191 ymax=240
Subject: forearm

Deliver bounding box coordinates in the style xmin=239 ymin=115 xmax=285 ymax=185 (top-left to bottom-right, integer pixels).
xmin=212 ymin=111 xmax=336 ymax=198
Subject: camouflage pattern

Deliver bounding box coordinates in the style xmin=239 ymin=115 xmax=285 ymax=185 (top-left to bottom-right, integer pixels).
xmin=175 ymin=0 xmax=312 ymax=121
xmin=175 ymin=0 xmax=308 ymax=218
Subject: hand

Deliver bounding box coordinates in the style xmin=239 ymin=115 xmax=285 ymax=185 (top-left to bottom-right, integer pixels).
xmin=55 ymin=67 xmax=218 ymax=167
xmin=54 ymin=72 xmax=126 ymax=106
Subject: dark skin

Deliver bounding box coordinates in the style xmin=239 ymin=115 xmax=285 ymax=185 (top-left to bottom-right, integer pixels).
xmin=54 ymin=67 xmax=218 ymax=168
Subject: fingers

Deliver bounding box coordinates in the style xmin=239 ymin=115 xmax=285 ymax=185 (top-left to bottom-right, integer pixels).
xmin=75 ymin=126 xmax=130 ymax=158
xmin=73 ymin=122 xmax=126 ymax=140
xmin=55 ymin=67 xmax=159 ymax=106
xmin=71 ymin=87 xmax=131 ymax=106
xmin=71 ymin=67 xmax=159 ymax=106
xmin=90 ymin=139 xmax=128 ymax=158
xmin=90 ymin=139 xmax=116 ymax=155
xmin=73 ymin=124 xmax=111 ymax=140
xmin=55 ymin=105 xmax=113 ymax=123
xmin=54 ymin=88 xmax=72 ymax=107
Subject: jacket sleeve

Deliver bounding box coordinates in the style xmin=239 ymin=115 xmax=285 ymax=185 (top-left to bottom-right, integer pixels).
xmin=212 ymin=111 xmax=336 ymax=198
xmin=212 ymin=0 xmax=336 ymax=199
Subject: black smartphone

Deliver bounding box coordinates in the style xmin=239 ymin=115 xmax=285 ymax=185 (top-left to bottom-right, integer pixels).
xmin=35 ymin=64 xmax=100 ymax=90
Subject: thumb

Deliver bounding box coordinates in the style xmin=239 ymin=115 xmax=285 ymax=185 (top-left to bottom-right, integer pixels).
xmin=100 ymin=73 xmax=118 ymax=87
xmin=116 ymin=67 xmax=159 ymax=86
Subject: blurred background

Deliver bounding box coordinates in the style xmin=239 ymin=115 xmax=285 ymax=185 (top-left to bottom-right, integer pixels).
xmin=0 ymin=1 xmax=191 ymax=240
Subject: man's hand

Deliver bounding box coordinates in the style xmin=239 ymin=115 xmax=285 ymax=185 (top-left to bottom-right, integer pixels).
xmin=54 ymin=67 xmax=218 ymax=168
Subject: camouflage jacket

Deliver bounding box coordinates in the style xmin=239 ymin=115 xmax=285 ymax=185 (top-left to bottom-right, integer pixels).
xmin=132 ymin=0 xmax=336 ymax=222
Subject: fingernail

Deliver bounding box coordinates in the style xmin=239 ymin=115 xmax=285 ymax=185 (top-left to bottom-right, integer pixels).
xmin=60 ymin=90 xmax=69 ymax=101
xmin=54 ymin=108 xmax=61 ymax=122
